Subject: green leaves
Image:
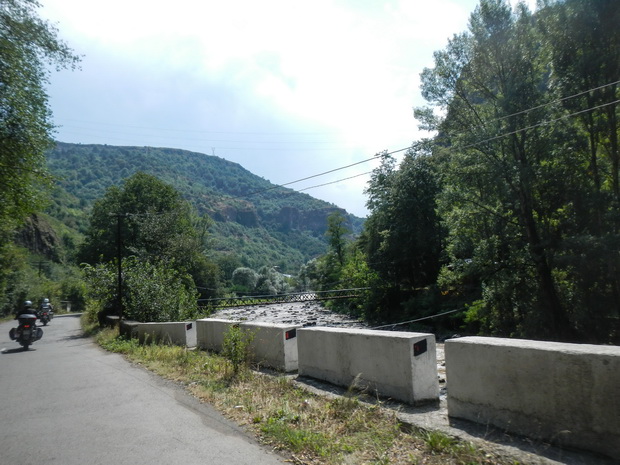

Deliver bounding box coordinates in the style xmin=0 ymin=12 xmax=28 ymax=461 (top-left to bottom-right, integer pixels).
xmin=0 ymin=0 xmax=79 ymax=240
xmin=83 ymin=257 xmax=198 ymax=323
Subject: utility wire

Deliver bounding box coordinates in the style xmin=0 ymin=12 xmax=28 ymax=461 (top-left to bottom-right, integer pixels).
xmin=241 ymin=146 xmax=411 ymax=198
xmin=56 ymin=80 xmax=620 ymax=202
xmin=462 ymin=98 xmax=620 ymax=150
xmin=242 ymin=80 xmax=620 ymax=197
xmin=479 ymin=79 xmax=620 ymax=125
xmin=246 ymin=96 xmax=619 ymax=198
xmin=297 ymin=171 xmax=373 ymax=193
xmin=370 ymin=308 xmax=464 ymax=330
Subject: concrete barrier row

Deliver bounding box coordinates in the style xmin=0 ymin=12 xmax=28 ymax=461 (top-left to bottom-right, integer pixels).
xmin=195 ymin=318 xmax=438 ymax=406
xmin=113 ymin=317 xmax=620 ymax=459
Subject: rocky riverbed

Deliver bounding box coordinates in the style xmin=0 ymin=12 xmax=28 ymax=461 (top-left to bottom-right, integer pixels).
xmin=211 ymin=301 xmax=369 ymax=328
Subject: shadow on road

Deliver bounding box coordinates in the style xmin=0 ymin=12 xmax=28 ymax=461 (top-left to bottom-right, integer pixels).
xmin=61 ymin=332 xmax=90 ymax=341
xmin=1 ymin=347 xmax=37 ymax=355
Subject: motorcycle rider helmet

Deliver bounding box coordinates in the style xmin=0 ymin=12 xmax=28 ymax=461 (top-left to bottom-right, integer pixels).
xmin=24 ymin=300 xmax=32 ymax=308
xmin=43 ymin=298 xmax=49 ymax=303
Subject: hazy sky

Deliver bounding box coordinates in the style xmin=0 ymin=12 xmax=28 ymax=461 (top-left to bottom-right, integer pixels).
xmin=41 ymin=0 xmax=535 ymax=217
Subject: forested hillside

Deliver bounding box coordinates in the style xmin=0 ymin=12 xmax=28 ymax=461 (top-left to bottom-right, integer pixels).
xmin=45 ymin=142 xmax=363 ymax=273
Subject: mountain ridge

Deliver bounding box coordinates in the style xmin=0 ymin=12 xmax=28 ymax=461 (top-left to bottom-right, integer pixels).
xmin=45 ymin=142 xmax=364 ymax=273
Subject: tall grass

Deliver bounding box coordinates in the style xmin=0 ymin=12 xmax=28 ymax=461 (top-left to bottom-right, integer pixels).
xmin=93 ymin=327 xmax=516 ymax=465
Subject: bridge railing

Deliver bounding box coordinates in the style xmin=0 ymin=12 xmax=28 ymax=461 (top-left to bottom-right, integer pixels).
xmin=199 ymin=288 xmax=369 ymax=310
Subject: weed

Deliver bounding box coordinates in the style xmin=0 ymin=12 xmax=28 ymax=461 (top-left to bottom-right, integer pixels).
xmin=221 ymin=324 xmax=255 ymax=377
xmin=90 ymin=327 xmax=521 ymax=465
xmin=422 ymin=430 xmax=458 ymax=454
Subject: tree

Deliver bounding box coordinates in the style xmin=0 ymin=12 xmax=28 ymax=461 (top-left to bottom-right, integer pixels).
xmin=83 ymin=257 xmax=198 ymax=323
xmin=325 ymin=210 xmax=350 ymax=266
xmin=0 ymin=0 xmax=79 ymax=313
xmin=418 ymin=0 xmax=576 ymax=340
xmin=364 ymin=149 xmax=443 ymax=289
xmin=0 ymin=0 xmax=79 ymax=237
xmin=231 ymin=267 xmax=259 ymax=294
xmin=358 ymin=148 xmax=444 ymax=323
xmin=417 ymin=0 xmax=620 ymax=342
xmin=255 ymin=265 xmax=289 ymax=295
xmin=537 ymin=0 xmax=620 ymax=335
xmin=78 ymin=172 xmax=217 ymax=300
xmin=79 ymin=172 xmax=202 ymax=264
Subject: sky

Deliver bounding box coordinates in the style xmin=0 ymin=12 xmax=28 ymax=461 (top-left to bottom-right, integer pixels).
xmin=41 ymin=0 xmax=536 ymax=218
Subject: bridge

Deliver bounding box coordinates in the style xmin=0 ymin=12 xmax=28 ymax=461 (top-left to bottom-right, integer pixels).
xmin=199 ymin=288 xmax=368 ymax=310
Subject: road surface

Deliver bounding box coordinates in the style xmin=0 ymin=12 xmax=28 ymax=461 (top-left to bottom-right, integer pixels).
xmin=0 ymin=314 xmax=285 ymax=465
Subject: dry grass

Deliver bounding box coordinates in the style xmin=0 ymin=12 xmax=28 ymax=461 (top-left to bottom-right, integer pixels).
xmin=94 ymin=327 xmax=518 ymax=465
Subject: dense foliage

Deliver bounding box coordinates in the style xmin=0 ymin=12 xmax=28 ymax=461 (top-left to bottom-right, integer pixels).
xmin=78 ymin=172 xmax=218 ymax=306
xmin=307 ymin=0 xmax=620 ymax=343
xmin=83 ymin=257 xmax=199 ymax=323
xmin=0 ymin=0 xmax=79 ymax=315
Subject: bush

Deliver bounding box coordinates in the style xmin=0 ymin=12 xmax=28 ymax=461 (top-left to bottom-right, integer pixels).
xmin=83 ymin=257 xmax=199 ymax=322
xmin=222 ymin=324 xmax=255 ymax=376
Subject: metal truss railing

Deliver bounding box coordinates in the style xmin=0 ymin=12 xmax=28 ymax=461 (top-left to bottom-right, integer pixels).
xmin=199 ymin=288 xmax=369 ymax=310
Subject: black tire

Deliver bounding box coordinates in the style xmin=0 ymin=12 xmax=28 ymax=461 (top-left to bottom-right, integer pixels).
xmin=43 ymin=320 xmax=48 ymax=326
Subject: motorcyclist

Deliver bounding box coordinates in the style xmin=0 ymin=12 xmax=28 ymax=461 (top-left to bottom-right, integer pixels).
xmin=16 ymin=300 xmax=36 ymax=319
xmin=10 ymin=301 xmax=37 ymax=340
xmin=39 ymin=298 xmax=54 ymax=318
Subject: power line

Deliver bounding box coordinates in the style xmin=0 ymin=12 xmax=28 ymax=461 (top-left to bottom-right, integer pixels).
xmin=370 ymin=308 xmax=464 ymax=330
xmin=242 ymin=146 xmax=411 ymax=199
xmin=482 ymin=79 xmax=620 ymax=126
xmin=56 ymin=80 xmax=620 ymax=205
xmin=243 ymin=96 xmax=618 ymax=198
xmin=462 ymin=98 xmax=620 ymax=150
xmin=243 ymin=80 xmax=620 ymax=198
xmin=298 ymin=171 xmax=373 ymax=193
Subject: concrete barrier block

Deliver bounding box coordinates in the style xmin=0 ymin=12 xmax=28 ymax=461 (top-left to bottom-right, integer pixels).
xmin=118 ymin=319 xmax=138 ymax=339
xmin=136 ymin=321 xmax=196 ymax=347
xmin=195 ymin=318 xmax=239 ymax=351
xmin=298 ymin=327 xmax=438 ymax=405
xmin=445 ymin=336 xmax=620 ymax=459
xmin=241 ymin=321 xmax=300 ymax=372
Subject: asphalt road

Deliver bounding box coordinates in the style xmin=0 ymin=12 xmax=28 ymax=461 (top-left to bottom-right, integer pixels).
xmin=0 ymin=314 xmax=285 ymax=465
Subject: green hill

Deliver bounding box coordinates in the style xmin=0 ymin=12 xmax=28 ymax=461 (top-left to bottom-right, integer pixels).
xmin=44 ymin=142 xmax=364 ymax=274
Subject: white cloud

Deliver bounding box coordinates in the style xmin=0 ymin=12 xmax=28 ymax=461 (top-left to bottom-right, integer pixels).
xmin=44 ymin=0 xmax=525 ymax=217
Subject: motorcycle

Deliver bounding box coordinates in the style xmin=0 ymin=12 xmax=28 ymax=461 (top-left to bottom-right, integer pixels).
xmin=9 ymin=313 xmax=43 ymax=350
xmin=38 ymin=307 xmax=51 ymax=326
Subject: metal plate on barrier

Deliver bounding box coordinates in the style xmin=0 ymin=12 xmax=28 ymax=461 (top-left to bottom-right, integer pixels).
xmin=413 ymin=338 xmax=427 ymax=356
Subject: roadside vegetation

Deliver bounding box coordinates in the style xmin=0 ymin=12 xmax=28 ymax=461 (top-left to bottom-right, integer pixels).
xmin=87 ymin=317 xmax=516 ymax=465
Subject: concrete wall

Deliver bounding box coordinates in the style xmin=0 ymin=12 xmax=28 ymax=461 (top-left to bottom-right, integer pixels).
xmin=196 ymin=319 xmax=300 ymax=372
xmin=136 ymin=321 xmax=196 ymax=347
xmin=298 ymin=327 xmax=438 ymax=405
xmin=445 ymin=336 xmax=620 ymax=459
